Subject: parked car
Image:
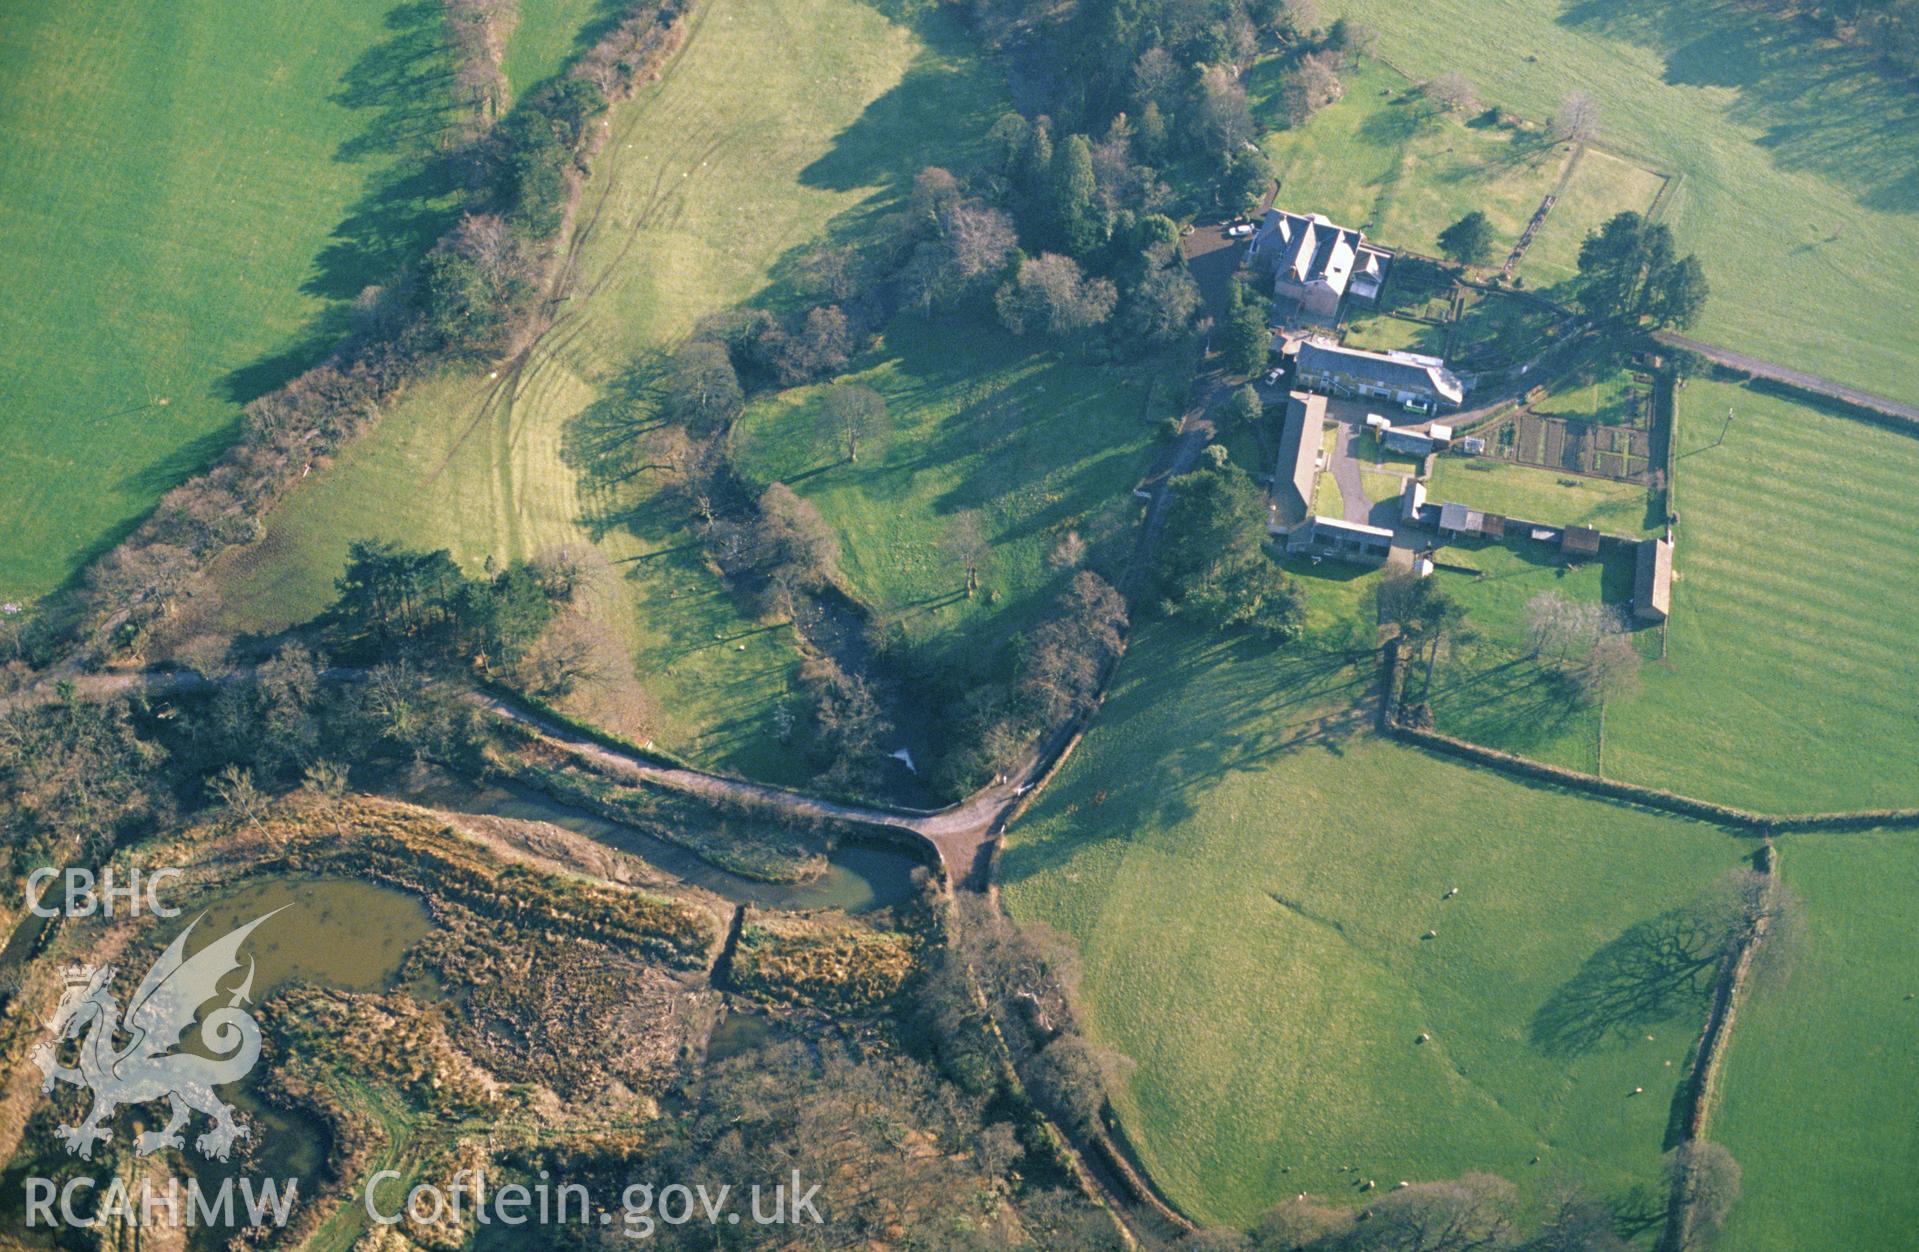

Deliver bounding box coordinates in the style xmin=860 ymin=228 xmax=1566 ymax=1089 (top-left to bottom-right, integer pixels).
xmin=1226 ymin=223 xmax=1255 ymax=238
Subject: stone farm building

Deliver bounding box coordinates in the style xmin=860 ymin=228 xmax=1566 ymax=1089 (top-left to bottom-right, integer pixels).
xmin=1250 ymin=209 xmax=1392 ymax=321
xmin=1265 ymin=390 xmax=1394 ymax=563
xmin=1294 ymin=338 xmax=1466 ymax=410
xmin=1635 ymin=537 xmax=1674 ymax=622
xmin=1301 ymin=516 xmax=1395 ymax=563
xmin=1268 ymin=390 xmax=1327 ymax=543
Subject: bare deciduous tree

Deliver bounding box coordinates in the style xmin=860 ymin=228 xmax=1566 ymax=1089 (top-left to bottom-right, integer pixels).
xmin=663 ymin=340 xmax=742 ymax=429
xmin=1666 ymin=1141 xmax=1742 ymax=1249
xmin=1282 ymin=52 xmax=1345 ymax=126
xmin=942 ymin=510 xmax=990 ymax=598
xmin=208 ymin=763 xmax=270 ymax=831
xmin=1580 ymin=630 xmax=1642 ymax=703
xmin=1048 ymin=530 xmax=1087 ymax=570
xmin=757 ymin=481 xmax=840 ymax=578
xmin=1556 ymin=90 xmax=1601 ymax=143
xmin=820 ymin=383 xmax=888 ymax=464
xmin=1427 ymin=71 xmax=1479 ymax=114
xmin=1344 ymin=1173 xmax=1516 ymax=1251
xmin=995 ymin=253 xmax=1117 ymax=339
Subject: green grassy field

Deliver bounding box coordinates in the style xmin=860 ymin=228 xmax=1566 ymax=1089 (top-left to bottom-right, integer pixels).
xmin=1350 ymin=428 xmax=1425 ymax=473
xmin=1520 ymin=148 xmax=1670 ymax=287
xmin=1253 ymin=55 xmax=1659 ymax=267
xmin=1359 ymin=468 xmax=1406 ymax=505
xmin=1409 ymin=541 xmax=1632 ymax=772
xmin=1342 ymin=311 xmax=1441 ymax=356
xmin=1314 ymin=468 xmax=1346 ymax=519
xmin=502 ymin=0 xmax=608 ymax=95
xmin=0 ymin=0 xmax=462 ymax=603
xmin=1711 ymin=832 xmax=1919 ymax=1251
xmin=1428 ymin=457 xmax=1656 ymax=534
xmin=1425 ymin=379 xmax=1919 ymax=812
xmin=1000 ymin=618 xmax=1747 ymax=1225
xmin=1600 ymin=379 xmax=1919 ymax=812
xmin=1337 ymin=0 xmax=1919 ymax=404
xmin=212 ymin=0 xmax=1006 ymax=779
xmin=731 ymin=317 xmax=1175 ymax=665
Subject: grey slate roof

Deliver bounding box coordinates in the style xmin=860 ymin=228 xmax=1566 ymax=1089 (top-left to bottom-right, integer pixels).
xmin=1262 ymin=210 xmax=1365 ymax=297
xmin=1272 ymin=391 xmax=1326 ymax=529
xmin=1295 ymin=339 xmax=1465 ymax=405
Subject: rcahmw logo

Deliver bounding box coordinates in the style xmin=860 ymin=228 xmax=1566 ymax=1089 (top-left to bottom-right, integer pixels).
xmin=25 ymin=908 xmax=301 ymax=1232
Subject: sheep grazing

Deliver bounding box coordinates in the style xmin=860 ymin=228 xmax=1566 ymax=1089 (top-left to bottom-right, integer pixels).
xmin=1416 ymin=1032 xmax=1431 ymax=1044
xmin=1631 ymin=1086 xmax=1644 ymax=1096
xmin=1444 ymin=887 xmax=1459 ymax=899
xmin=1423 ymin=929 xmax=1438 ymax=939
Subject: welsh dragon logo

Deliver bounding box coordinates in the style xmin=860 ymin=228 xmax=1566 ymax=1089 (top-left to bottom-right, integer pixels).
xmin=31 ymin=909 xmax=283 ymax=1162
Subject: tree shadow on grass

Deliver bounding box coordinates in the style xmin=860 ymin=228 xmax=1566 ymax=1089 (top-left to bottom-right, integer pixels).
xmin=219 ymin=1 xmax=465 ymax=408
xmin=1558 ymin=0 xmax=1919 ymax=212
xmin=999 ymin=625 xmax=1377 ymax=885
xmin=568 ymin=0 xmax=646 ymax=62
xmin=560 ymin=353 xmax=673 ymax=526
xmin=799 ymin=1 xmax=1004 ymax=191
xmin=1423 ymin=646 xmax=1597 ymax=759
xmin=1530 ymin=898 xmax=1729 ymax=1058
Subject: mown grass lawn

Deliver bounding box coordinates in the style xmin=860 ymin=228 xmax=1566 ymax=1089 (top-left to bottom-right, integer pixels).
xmin=1350 ymin=428 xmax=1425 ymax=474
xmin=1711 ymin=832 xmax=1919 ymax=1251
xmin=1428 ymin=457 xmax=1657 ymax=535
xmin=1342 ymin=312 xmax=1442 ymax=356
xmin=0 ymin=0 xmax=462 ymax=602
xmin=1600 ymin=379 xmax=1919 ymax=811
xmin=1337 ymin=0 xmax=1919 ymax=404
xmin=730 ymin=317 xmax=1177 ymax=668
xmin=1000 ymin=618 xmax=1746 ymax=1226
xmin=1314 ymin=467 xmax=1346 ymax=519
xmin=1449 ymin=290 xmax=1564 ymax=369
xmin=214 ymin=0 xmax=1005 ymax=779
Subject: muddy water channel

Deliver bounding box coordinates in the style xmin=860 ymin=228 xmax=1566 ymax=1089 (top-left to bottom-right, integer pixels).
xmin=396 ymin=771 xmax=924 ymax=914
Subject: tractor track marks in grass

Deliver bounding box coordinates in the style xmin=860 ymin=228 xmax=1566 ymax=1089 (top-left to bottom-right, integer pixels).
xmin=421 ymin=9 xmax=732 ymax=496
